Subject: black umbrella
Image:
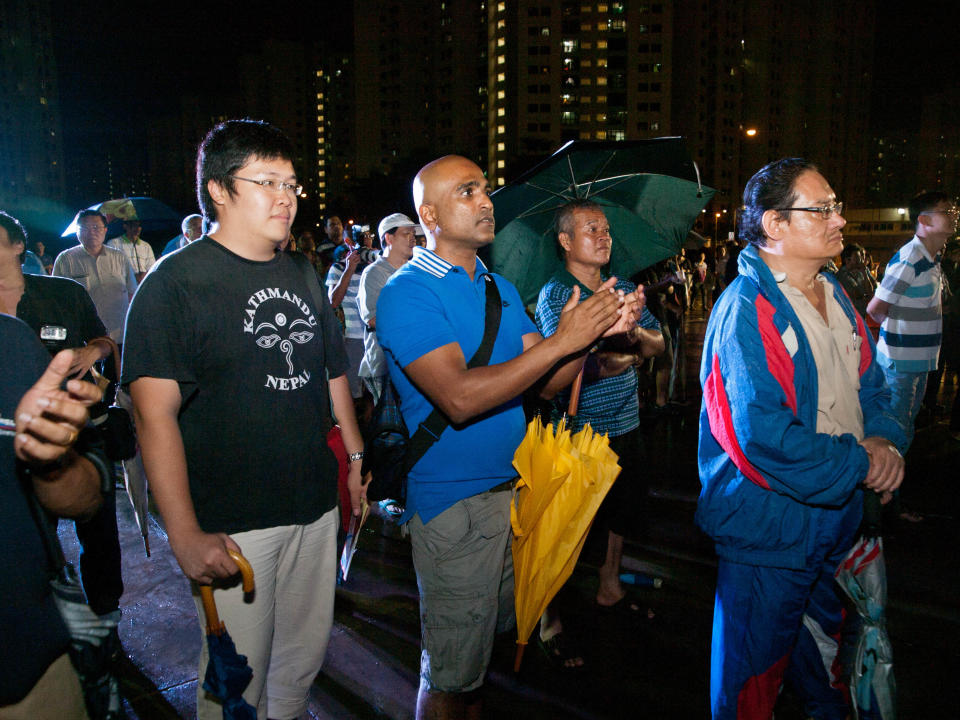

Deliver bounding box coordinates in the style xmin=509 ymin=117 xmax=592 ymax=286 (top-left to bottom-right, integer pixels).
xmin=200 ymin=551 xmax=257 ymax=720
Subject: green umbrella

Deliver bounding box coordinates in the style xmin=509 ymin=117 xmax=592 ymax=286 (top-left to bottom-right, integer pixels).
xmin=490 ymin=138 xmax=714 ymax=306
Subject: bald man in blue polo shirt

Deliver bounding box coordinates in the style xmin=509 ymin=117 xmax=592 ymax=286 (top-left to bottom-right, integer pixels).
xmin=377 ymin=155 xmax=639 ymax=720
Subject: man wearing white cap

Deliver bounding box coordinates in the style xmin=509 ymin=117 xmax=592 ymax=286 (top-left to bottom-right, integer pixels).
xmin=357 ymin=212 xmax=418 ymax=402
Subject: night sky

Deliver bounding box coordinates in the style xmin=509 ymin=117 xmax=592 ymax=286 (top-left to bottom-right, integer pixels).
xmin=47 ymin=1 xmax=957 ymax=206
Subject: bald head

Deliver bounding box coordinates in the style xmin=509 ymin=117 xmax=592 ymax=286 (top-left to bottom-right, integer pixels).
xmin=413 ymin=155 xmax=494 ymax=251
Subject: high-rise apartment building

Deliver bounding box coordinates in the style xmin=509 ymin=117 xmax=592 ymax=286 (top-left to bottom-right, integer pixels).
xmin=0 ymin=0 xmax=65 ymax=215
xmin=487 ymin=1 xmax=674 ymax=187
xmin=332 ymin=0 xmax=876 ymax=226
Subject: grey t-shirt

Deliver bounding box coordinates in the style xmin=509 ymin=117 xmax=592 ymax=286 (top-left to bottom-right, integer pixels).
xmin=357 ymin=255 xmax=397 ymax=379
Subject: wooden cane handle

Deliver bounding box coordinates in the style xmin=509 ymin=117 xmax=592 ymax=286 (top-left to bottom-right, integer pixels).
xmin=199 ymin=549 xmax=255 ymax=635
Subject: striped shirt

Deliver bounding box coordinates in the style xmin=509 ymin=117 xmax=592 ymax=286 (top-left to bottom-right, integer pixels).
xmin=535 ymin=270 xmax=660 ymax=437
xmin=874 ymin=236 xmax=942 ymax=373
xmin=326 ymin=261 xmax=365 ymax=339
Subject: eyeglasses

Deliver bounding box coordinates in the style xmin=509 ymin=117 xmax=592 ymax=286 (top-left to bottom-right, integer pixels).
xmin=229 ymin=175 xmax=303 ymax=196
xmin=773 ymin=202 xmax=844 ymax=219
xmin=920 ymin=207 xmax=959 ymax=219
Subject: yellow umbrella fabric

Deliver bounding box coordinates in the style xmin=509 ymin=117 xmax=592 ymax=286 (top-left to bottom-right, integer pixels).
xmin=510 ymin=415 xmax=620 ymax=670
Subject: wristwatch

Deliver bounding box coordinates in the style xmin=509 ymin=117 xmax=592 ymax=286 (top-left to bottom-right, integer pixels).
xmin=347 ymin=451 xmax=364 ymax=463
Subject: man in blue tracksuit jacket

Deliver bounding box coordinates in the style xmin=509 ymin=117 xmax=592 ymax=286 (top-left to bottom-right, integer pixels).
xmin=697 ymin=158 xmax=905 ymax=720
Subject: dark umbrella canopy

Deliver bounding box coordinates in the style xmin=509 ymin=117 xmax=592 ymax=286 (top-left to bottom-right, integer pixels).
xmin=61 ymin=197 xmax=182 ymax=240
xmin=490 ymin=138 xmax=714 ymax=306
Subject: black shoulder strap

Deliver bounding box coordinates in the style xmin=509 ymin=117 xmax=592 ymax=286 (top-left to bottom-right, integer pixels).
xmin=405 ymin=274 xmax=502 ymax=471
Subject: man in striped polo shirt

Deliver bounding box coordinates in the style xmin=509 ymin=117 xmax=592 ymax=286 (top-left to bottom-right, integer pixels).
xmin=868 ymin=191 xmax=958 ymax=452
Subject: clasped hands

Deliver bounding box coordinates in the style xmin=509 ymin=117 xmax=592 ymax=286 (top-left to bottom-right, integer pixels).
xmin=859 ymin=436 xmax=904 ymax=503
xmin=554 ymin=277 xmax=645 ymax=353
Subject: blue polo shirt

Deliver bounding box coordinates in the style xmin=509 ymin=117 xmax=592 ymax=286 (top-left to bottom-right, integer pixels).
xmin=377 ymin=247 xmax=537 ymax=524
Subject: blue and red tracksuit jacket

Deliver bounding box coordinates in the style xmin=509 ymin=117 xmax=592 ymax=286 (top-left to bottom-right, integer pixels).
xmin=697 ymin=245 xmax=904 ymax=570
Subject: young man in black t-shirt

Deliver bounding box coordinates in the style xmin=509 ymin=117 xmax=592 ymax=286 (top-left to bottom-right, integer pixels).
xmin=123 ymin=120 xmax=369 ymax=720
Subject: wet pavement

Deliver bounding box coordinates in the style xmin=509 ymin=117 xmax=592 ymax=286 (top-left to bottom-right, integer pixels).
xmin=58 ymin=307 xmax=960 ymax=719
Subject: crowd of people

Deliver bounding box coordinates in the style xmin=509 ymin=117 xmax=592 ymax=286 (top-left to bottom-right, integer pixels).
xmin=1 ymin=116 xmax=956 ymax=720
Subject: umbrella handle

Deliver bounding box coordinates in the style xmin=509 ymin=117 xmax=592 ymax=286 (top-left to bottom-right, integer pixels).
xmin=567 ymin=361 xmax=586 ymax=417
xmin=199 ymin=550 xmax=255 ymax=635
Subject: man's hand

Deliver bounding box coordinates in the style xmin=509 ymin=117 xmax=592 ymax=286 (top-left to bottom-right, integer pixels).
xmin=168 ymin=527 xmax=242 ymax=585
xmin=67 ymin=343 xmax=108 ymax=379
xmin=15 ymin=349 xmax=103 ymax=465
xmin=347 ymin=464 xmax=372 ymax=516
xmin=859 ymin=436 xmax=904 ymax=494
xmin=602 ymin=285 xmax=645 ymax=337
xmin=344 ymin=249 xmax=363 ymax=274
xmin=552 ymin=278 xmax=624 ymax=355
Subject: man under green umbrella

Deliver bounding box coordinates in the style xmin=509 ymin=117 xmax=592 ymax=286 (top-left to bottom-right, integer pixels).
xmin=534 ymin=199 xmax=664 ymax=665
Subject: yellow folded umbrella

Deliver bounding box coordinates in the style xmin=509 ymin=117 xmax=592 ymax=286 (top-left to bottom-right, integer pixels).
xmin=510 ymin=380 xmax=620 ymax=671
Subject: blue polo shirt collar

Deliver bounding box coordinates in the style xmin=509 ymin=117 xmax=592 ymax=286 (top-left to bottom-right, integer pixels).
xmin=408 ymin=246 xmax=489 ymax=280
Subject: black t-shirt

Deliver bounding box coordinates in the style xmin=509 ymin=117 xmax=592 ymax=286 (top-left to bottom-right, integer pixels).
xmin=121 ymin=238 xmax=348 ymax=534
xmin=0 ymin=316 xmax=70 ymax=704
xmin=16 ymin=273 xmax=108 ymax=355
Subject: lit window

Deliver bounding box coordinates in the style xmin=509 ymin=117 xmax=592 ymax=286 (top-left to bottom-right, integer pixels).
xmin=498 ymin=125 xmax=506 ymax=134
xmin=597 ymin=76 xmax=607 ymax=85
xmin=580 ymin=23 xmax=591 ymax=31
xmin=497 ymin=37 xmax=505 ymax=47
xmin=498 ymin=177 xmax=506 ymax=186
xmin=562 ymin=39 xmax=577 ymax=53
xmin=581 ymin=78 xmax=592 ymax=85
xmin=497 ymin=142 xmax=505 ymax=151
xmin=580 ymin=131 xmax=591 ymax=140
xmin=497 ymin=55 xmax=505 ymax=65
xmin=598 ymin=3 xmax=608 ymax=10
xmin=582 ymin=59 xmax=593 ymax=67
xmin=498 ymin=107 xmax=506 ymax=116
xmin=497 ymin=90 xmax=506 ymax=99
xmin=497 ymin=2 xmax=505 ymax=11
xmin=498 ymin=160 xmax=506 ymax=168
xmin=541 ymin=27 xmax=550 ymax=36
xmin=597 ymin=57 xmax=607 ymax=67
xmin=612 ymin=130 xmax=625 ymax=141
xmin=497 ymin=72 xmax=506 ymax=82
xmin=582 ymin=41 xmax=592 ymax=49
xmin=597 ymin=40 xmax=608 ymax=49
xmin=596 ymin=95 xmax=606 ymax=103
xmin=596 ymin=131 xmax=607 ymax=139
xmin=497 ymin=19 xmax=506 ymax=28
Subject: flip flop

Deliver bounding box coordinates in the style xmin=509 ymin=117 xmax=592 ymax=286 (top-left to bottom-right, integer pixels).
xmin=536 ymin=631 xmax=585 ymax=669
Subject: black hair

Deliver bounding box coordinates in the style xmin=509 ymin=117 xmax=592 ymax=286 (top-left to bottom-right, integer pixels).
xmin=739 ymin=158 xmax=818 ymax=248
xmin=909 ymin=191 xmax=952 ymax=228
xmin=0 ymin=210 xmax=27 ymax=246
xmin=196 ymin=119 xmax=295 ymax=222
xmin=841 ymin=243 xmax=864 ymax=264
xmin=77 ymin=209 xmax=108 ymax=227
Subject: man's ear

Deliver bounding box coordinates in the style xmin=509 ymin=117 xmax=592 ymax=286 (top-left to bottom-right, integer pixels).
xmin=558 ymin=231 xmax=573 ymax=254
xmin=760 ymin=209 xmax=785 ymax=244
xmin=418 ymin=204 xmax=437 ymax=233
xmin=207 ymin=179 xmax=228 ymax=207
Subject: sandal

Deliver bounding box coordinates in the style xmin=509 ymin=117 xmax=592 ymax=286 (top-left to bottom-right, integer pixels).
xmin=536 ymin=631 xmax=585 ymax=669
